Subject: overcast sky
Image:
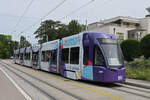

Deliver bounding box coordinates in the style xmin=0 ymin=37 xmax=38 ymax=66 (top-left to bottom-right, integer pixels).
xmin=0 ymin=0 xmax=149 ymax=44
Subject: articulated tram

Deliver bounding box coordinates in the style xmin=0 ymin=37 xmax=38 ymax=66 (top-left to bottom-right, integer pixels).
xmin=13 ymin=32 xmax=126 ymax=83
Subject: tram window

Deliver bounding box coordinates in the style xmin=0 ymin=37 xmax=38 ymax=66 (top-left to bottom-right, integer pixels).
xmin=26 ymin=53 xmax=30 ymax=60
xmin=28 ymin=53 xmax=30 ymax=60
xmin=51 ymin=50 xmax=57 ymax=62
xmin=41 ymin=51 xmax=45 ymax=61
xmin=20 ymin=54 xmax=23 ymax=60
xmin=94 ymin=45 xmax=105 ymax=66
xmin=25 ymin=53 xmax=28 ymax=60
xmin=32 ymin=54 xmax=35 ymax=60
xmin=32 ymin=52 xmax=38 ymax=60
xmin=70 ymin=47 xmax=79 ymax=64
xmin=45 ymin=50 xmax=51 ymax=62
xmin=16 ymin=54 xmax=19 ymax=59
xmin=25 ymin=53 xmax=26 ymax=60
xmin=62 ymin=48 xmax=69 ymax=63
xmin=17 ymin=54 xmax=19 ymax=59
xmin=83 ymin=46 xmax=89 ymax=65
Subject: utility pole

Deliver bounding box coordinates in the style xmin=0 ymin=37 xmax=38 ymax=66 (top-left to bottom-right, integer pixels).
xmin=85 ymin=20 xmax=88 ymax=31
xmin=46 ymin=35 xmax=48 ymax=42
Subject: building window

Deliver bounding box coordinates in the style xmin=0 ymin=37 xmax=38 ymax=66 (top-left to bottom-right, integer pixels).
xmin=62 ymin=48 xmax=69 ymax=63
xmin=70 ymin=47 xmax=79 ymax=64
xmin=83 ymin=46 xmax=89 ymax=65
xmin=128 ymin=33 xmax=135 ymax=39
xmin=116 ymin=32 xmax=124 ymax=42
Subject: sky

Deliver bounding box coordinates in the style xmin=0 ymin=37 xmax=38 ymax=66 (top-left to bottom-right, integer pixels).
xmin=0 ymin=0 xmax=149 ymax=44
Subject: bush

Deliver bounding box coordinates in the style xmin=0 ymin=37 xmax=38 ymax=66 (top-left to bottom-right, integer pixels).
xmin=140 ymin=34 xmax=150 ymax=59
xmin=126 ymin=67 xmax=150 ymax=81
xmin=126 ymin=59 xmax=150 ymax=81
xmin=128 ymin=58 xmax=150 ymax=69
xmin=120 ymin=39 xmax=141 ymax=61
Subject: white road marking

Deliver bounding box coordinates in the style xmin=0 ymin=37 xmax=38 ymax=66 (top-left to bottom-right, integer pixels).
xmin=0 ymin=67 xmax=32 ymax=100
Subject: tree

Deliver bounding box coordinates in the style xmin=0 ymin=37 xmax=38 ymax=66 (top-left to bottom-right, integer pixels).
xmin=34 ymin=19 xmax=86 ymax=44
xmin=56 ymin=25 xmax=68 ymax=39
xmin=12 ymin=41 xmax=19 ymax=50
xmin=0 ymin=42 xmax=6 ymax=58
xmin=120 ymin=39 xmax=141 ymax=61
xmin=68 ymin=20 xmax=86 ymax=36
xmin=20 ymin=36 xmax=31 ymax=48
xmin=0 ymin=34 xmax=19 ymax=59
xmin=0 ymin=35 xmax=12 ymax=58
xmin=140 ymin=34 xmax=150 ymax=59
xmin=34 ymin=20 xmax=62 ymax=44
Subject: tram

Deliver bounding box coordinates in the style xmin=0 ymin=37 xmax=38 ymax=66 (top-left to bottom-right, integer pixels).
xmin=14 ymin=32 xmax=126 ymax=83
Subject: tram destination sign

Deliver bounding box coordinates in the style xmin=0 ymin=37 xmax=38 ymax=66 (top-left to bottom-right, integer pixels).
xmin=98 ymin=38 xmax=118 ymax=44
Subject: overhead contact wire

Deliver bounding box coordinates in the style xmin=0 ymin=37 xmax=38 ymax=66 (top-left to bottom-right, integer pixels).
xmin=18 ymin=0 xmax=67 ymax=37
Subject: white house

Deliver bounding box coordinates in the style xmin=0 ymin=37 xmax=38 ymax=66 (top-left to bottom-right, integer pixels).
xmin=87 ymin=7 xmax=150 ymax=41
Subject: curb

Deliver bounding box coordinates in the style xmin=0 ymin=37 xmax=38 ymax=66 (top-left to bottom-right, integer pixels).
xmin=124 ymin=82 xmax=150 ymax=90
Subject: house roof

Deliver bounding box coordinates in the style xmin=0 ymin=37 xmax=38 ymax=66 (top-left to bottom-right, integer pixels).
xmin=102 ymin=16 xmax=141 ymax=24
xmin=88 ymin=16 xmax=141 ymax=26
xmin=88 ymin=22 xmax=104 ymax=26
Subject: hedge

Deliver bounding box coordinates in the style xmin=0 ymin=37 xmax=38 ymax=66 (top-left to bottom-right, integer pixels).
xmin=120 ymin=39 xmax=141 ymax=61
xmin=140 ymin=34 xmax=150 ymax=59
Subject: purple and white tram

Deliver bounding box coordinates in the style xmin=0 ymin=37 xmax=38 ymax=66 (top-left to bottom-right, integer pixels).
xmin=19 ymin=48 xmax=25 ymax=65
xmin=24 ymin=46 xmax=32 ymax=67
xmin=60 ymin=32 xmax=125 ymax=82
xmin=14 ymin=49 xmax=20 ymax=64
xmin=31 ymin=45 xmax=41 ymax=69
xmin=40 ymin=39 xmax=60 ymax=73
xmin=14 ymin=32 xmax=126 ymax=83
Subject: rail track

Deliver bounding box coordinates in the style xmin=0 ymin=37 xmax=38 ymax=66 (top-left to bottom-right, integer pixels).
xmin=1 ymin=60 xmax=150 ymax=100
xmin=0 ymin=61 xmax=84 ymax=100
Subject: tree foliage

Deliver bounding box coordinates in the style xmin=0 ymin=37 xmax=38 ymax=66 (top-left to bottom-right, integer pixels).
xmin=0 ymin=34 xmax=19 ymax=59
xmin=67 ymin=20 xmax=85 ymax=36
xmin=34 ymin=19 xmax=86 ymax=44
xmin=34 ymin=20 xmax=62 ymax=44
xmin=121 ymin=39 xmax=141 ymax=61
xmin=140 ymin=34 xmax=150 ymax=59
xmin=20 ymin=36 xmax=31 ymax=48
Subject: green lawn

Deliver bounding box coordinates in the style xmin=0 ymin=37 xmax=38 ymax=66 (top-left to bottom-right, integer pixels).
xmin=126 ymin=59 xmax=150 ymax=81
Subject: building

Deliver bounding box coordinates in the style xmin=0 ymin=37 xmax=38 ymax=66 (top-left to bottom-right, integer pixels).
xmin=87 ymin=7 xmax=150 ymax=41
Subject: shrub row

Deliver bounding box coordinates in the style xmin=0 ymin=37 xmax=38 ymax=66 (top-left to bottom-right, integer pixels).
xmin=140 ymin=34 xmax=150 ymax=59
xmin=120 ymin=34 xmax=150 ymax=61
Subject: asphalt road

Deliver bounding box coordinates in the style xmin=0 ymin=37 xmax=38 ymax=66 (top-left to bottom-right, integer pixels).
xmin=0 ymin=60 xmax=150 ymax=100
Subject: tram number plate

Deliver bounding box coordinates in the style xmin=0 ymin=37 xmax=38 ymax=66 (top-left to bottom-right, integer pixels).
xmin=118 ymin=75 xmax=122 ymax=80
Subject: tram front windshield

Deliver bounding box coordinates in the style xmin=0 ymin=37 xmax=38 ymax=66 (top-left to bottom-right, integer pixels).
xmin=98 ymin=38 xmax=124 ymax=68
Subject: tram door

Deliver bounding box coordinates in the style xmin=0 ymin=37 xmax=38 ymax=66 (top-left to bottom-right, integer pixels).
xmin=32 ymin=51 xmax=39 ymax=69
xmin=82 ymin=45 xmax=92 ymax=80
xmin=20 ymin=53 xmax=24 ymax=65
xmin=93 ymin=45 xmax=106 ymax=81
xmin=49 ymin=50 xmax=57 ymax=73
